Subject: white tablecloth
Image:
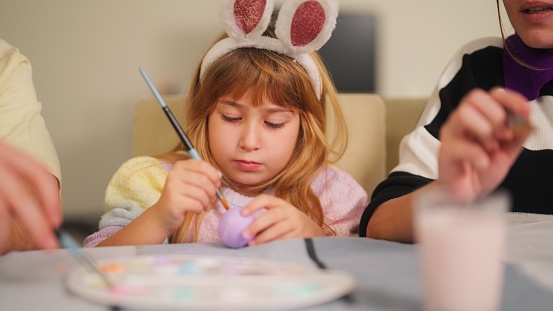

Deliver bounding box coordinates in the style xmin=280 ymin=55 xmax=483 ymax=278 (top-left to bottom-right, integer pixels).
xmin=1 ymin=235 xmax=553 ymax=311
xmin=506 ymin=220 xmax=553 ymax=291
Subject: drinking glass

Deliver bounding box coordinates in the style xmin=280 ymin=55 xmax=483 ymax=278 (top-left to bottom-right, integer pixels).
xmin=414 ymin=188 xmax=509 ymax=311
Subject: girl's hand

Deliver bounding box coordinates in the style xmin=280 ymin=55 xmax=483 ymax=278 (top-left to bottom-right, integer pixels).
xmin=151 ymin=159 xmax=221 ymax=234
xmin=437 ymin=87 xmax=531 ymax=202
xmin=240 ymin=194 xmax=325 ymax=245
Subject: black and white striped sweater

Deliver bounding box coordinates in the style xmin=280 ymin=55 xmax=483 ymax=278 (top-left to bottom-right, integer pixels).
xmin=360 ymin=36 xmax=553 ymax=236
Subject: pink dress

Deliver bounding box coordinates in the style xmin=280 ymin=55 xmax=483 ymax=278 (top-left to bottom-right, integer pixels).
xmin=84 ymin=156 xmax=368 ymax=247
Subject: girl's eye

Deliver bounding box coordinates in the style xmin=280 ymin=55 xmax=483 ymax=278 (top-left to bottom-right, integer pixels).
xmin=221 ymin=114 xmax=241 ymax=122
xmin=265 ymin=121 xmax=285 ymax=129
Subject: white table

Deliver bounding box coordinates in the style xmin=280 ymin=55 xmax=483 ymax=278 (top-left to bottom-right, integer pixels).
xmin=506 ymin=219 xmax=553 ymax=292
xmin=1 ymin=228 xmax=553 ymax=310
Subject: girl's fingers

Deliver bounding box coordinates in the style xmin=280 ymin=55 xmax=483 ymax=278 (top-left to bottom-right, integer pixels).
xmin=240 ymin=195 xmax=325 ymax=245
xmin=166 ymin=168 xmax=218 ymax=202
xmin=164 ymin=177 xmax=214 ymax=212
xmin=248 ymin=220 xmax=291 ymax=245
xmin=241 ymin=194 xmax=277 ymax=215
xmin=244 ymin=208 xmax=288 ymax=237
xmin=178 ymin=183 xmax=214 ymax=212
xmin=241 ymin=196 xmax=293 ymax=242
xmin=173 ymin=160 xmax=222 ymax=188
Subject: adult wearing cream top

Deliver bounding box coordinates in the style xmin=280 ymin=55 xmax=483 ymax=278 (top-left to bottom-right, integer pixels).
xmin=0 ymin=38 xmax=61 ymax=254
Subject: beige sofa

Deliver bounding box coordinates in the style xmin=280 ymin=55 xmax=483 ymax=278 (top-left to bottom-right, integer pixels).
xmin=133 ymin=94 xmax=427 ymax=197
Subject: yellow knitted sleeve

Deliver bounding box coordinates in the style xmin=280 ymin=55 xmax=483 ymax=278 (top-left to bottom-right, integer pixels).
xmin=103 ymin=156 xmax=169 ymax=214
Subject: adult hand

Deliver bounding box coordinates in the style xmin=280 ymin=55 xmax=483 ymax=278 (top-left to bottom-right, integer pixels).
xmin=0 ymin=142 xmax=61 ymax=254
xmin=437 ymin=87 xmax=531 ymax=202
xmin=241 ymin=194 xmax=326 ymax=245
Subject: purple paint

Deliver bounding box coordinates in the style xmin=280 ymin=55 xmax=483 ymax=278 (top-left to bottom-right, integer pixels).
xmin=218 ymin=207 xmax=255 ymax=248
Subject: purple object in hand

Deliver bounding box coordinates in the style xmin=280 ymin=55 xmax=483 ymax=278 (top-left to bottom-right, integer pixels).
xmin=218 ymin=207 xmax=255 ymax=248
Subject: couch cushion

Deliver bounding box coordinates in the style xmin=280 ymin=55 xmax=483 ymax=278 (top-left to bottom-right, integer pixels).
xmin=384 ymin=98 xmax=427 ymax=174
xmin=330 ymin=94 xmax=386 ymax=196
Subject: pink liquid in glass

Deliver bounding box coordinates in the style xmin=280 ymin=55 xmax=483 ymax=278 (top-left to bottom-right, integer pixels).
xmin=417 ymin=208 xmax=506 ymax=311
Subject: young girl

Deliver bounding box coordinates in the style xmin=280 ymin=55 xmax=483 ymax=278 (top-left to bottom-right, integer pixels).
xmin=361 ymin=0 xmax=552 ymax=242
xmin=84 ymin=0 xmax=368 ymax=247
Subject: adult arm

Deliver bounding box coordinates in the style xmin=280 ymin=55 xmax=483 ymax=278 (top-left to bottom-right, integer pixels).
xmin=0 ymin=142 xmax=60 ymax=254
xmin=365 ymin=88 xmax=531 ymax=243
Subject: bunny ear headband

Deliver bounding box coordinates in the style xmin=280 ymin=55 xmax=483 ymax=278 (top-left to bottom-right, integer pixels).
xmin=200 ymin=0 xmax=339 ymax=99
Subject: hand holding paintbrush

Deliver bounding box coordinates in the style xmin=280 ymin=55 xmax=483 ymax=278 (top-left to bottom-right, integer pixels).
xmin=508 ymin=113 xmax=533 ymax=138
xmin=56 ymin=229 xmax=114 ymax=289
xmin=436 ymin=87 xmax=533 ymax=203
xmin=138 ymin=67 xmax=230 ymax=210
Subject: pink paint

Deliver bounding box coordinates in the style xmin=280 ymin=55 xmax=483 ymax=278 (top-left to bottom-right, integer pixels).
xmin=153 ymin=254 xmax=171 ymax=265
xmin=110 ymin=284 xmax=149 ymax=296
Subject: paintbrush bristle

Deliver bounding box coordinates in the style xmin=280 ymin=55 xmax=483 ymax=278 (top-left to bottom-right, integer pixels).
xmin=508 ymin=115 xmax=534 ymax=137
xmin=220 ymin=197 xmax=230 ymax=210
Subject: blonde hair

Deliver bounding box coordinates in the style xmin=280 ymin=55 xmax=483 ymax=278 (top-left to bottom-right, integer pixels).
xmin=169 ymin=30 xmax=348 ymax=243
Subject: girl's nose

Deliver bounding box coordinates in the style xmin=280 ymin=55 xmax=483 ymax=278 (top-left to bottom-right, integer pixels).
xmin=239 ymin=123 xmax=261 ymax=151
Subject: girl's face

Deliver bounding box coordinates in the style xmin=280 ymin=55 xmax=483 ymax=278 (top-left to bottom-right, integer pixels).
xmin=208 ymin=89 xmax=300 ymax=187
xmin=503 ymin=0 xmax=553 ymax=50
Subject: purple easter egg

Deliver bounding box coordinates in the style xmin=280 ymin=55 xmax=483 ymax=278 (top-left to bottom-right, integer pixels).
xmin=218 ymin=207 xmax=255 ymax=248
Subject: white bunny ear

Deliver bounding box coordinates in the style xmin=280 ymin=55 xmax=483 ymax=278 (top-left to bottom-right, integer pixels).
xmin=275 ymin=0 xmax=339 ymax=55
xmin=219 ymin=0 xmax=275 ymax=39
xmin=202 ymin=0 xmax=339 ymax=100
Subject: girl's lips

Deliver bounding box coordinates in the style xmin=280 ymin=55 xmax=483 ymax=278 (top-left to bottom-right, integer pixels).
xmin=235 ymin=160 xmax=261 ymax=170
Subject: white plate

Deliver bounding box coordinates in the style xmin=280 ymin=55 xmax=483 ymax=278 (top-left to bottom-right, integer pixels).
xmin=66 ymin=254 xmax=355 ymax=310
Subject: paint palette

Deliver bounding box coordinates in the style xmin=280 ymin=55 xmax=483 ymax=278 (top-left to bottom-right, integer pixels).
xmin=66 ymin=254 xmax=355 ymax=310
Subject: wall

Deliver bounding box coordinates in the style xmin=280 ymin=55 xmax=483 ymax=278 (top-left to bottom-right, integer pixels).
xmin=0 ymin=0 xmax=506 ymax=223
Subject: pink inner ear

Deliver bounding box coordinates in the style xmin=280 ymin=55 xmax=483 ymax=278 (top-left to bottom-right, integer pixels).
xmin=234 ymin=0 xmax=267 ymax=35
xmin=291 ymin=1 xmax=325 ymax=47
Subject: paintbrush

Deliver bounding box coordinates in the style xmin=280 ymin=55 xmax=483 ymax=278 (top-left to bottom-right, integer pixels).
xmin=55 ymin=229 xmax=113 ymax=288
xmin=138 ymin=67 xmax=230 ymax=210
xmin=508 ymin=114 xmax=534 ymax=138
